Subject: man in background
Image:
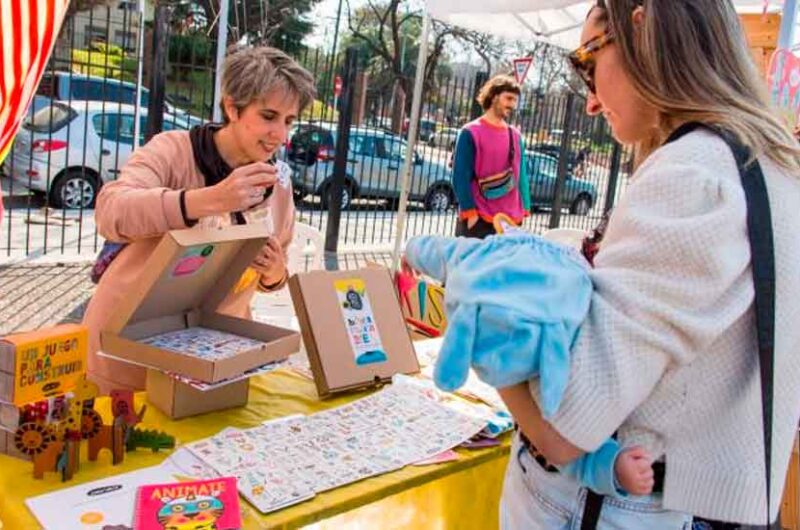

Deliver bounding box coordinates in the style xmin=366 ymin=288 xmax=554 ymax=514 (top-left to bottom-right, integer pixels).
xmin=452 ymin=75 xmax=530 ymax=238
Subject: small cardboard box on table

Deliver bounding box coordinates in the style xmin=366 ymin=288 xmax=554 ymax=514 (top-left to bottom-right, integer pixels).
xmin=0 ymin=324 xmax=88 ymax=459
xmin=100 ymin=225 xmax=300 ymax=419
xmin=289 ymin=267 xmax=420 ymax=398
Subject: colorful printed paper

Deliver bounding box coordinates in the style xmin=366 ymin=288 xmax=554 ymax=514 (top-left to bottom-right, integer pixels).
xmin=134 ymin=477 xmax=241 ymax=530
xmin=186 ymin=382 xmax=487 ymax=514
xmin=396 ymin=272 xmax=447 ymax=338
xmin=334 ymin=278 xmax=387 ymax=366
xmin=171 ymin=244 xmax=215 ymax=277
xmin=412 ymin=449 xmax=460 ymax=466
xmin=768 ymin=48 xmax=800 ymax=127
xmin=26 ymin=448 xmax=218 ymax=530
xmin=141 ymin=327 xmax=266 ymax=361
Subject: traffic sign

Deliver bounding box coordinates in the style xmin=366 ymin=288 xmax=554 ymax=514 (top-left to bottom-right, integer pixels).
xmin=512 ymin=57 xmax=533 ymax=85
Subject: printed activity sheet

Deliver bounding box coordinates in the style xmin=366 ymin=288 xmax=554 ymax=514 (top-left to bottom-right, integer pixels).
xmin=141 ymin=327 xmax=266 ymax=361
xmin=26 ymin=449 xmax=218 ymax=530
xmin=334 ymin=278 xmax=387 ymax=366
xmin=186 ymin=383 xmax=487 ymax=514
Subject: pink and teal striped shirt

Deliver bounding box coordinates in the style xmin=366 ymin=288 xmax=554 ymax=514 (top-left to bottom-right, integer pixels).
xmin=452 ymin=118 xmax=530 ymax=223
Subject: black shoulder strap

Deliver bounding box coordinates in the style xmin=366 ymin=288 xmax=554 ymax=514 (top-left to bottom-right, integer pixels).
xmin=507 ymin=127 xmax=515 ymax=167
xmin=667 ymin=122 xmax=776 ymax=528
xmin=732 ymin=135 xmax=777 ymax=530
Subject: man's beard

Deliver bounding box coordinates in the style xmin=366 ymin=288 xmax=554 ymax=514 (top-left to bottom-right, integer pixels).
xmin=494 ymin=104 xmax=513 ymax=119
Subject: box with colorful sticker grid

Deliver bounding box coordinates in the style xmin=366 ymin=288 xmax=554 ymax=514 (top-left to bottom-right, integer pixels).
xmin=100 ymin=225 xmax=300 ymax=418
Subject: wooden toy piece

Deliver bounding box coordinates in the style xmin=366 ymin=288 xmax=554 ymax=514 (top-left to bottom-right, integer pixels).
xmin=14 ymin=422 xmax=54 ymax=457
xmin=31 ymin=439 xmax=64 ymax=479
xmin=110 ymin=389 xmax=146 ymax=425
xmin=62 ymin=379 xmax=99 ymax=435
xmin=58 ymin=437 xmax=80 ymax=481
xmin=492 ymin=212 xmax=521 ymax=234
xmin=87 ymin=415 xmax=126 ymax=465
xmin=80 ymin=408 xmax=103 ymax=440
xmin=125 ymin=426 xmax=175 ymax=453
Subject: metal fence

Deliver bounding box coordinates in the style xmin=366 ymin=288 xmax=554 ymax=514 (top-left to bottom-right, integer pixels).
xmin=0 ymin=5 xmax=630 ymax=259
xmin=285 ymin=56 xmax=631 ymax=249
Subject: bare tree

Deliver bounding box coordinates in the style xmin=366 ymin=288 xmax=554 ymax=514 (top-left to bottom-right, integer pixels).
xmin=454 ymin=30 xmax=505 ymax=75
xmin=346 ymin=0 xmax=414 ymax=132
xmin=346 ymin=0 xmax=467 ymax=133
xmin=193 ymin=0 xmax=320 ymax=53
xmin=520 ymin=39 xmax=583 ymax=94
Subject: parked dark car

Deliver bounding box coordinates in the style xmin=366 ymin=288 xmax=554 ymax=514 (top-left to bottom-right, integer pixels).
xmin=531 ymin=143 xmax=579 ymax=169
xmin=286 ymin=123 xmax=454 ymax=211
xmin=527 ymin=152 xmax=597 ymax=215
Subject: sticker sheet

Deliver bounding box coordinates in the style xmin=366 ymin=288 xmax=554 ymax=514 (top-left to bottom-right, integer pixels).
xmin=186 ymin=383 xmax=487 ymax=514
xmin=333 ymin=278 xmax=387 ymax=366
xmin=141 ymin=327 xmax=266 ymax=361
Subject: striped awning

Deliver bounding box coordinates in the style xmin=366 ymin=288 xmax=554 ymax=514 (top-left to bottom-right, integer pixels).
xmin=0 ymin=0 xmax=70 ymax=165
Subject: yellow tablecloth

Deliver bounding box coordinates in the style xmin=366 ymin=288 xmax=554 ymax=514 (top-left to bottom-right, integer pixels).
xmin=0 ymin=370 xmax=510 ymax=529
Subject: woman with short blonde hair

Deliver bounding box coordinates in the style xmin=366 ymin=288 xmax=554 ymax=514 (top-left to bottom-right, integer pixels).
xmin=83 ymin=46 xmax=315 ymax=393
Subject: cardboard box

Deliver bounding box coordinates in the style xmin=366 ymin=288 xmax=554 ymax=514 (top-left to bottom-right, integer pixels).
xmin=101 ymin=225 xmax=300 ymax=385
xmin=145 ymin=369 xmax=249 ymax=420
xmin=289 ymin=267 xmax=420 ymax=398
xmin=1 ymin=429 xmax=31 ymax=461
xmin=0 ymin=324 xmax=88 ymax=406
xmin=100 ymin=225 xmax=300 ymax=418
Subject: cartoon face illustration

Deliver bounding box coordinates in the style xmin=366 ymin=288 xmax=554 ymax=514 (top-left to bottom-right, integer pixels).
xmin=345 ymin=288 xmax=363 ymax=310
xmin=114 ymin=398 xmax=129 ymax=418
xmin=156 ymin=495 xmax=224 ymax=530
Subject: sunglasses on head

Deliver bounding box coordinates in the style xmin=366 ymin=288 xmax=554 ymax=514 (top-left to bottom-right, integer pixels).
xmin=567 ymin=30 xmax=615 ymax=94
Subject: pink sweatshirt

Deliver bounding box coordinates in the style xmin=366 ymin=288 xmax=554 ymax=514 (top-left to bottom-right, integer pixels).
xmin=82 ymin=131 xmax=295 ymax=394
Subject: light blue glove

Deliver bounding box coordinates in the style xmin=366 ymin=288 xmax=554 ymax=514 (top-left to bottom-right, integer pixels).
xmin=404 ymin=233 xmax=592 ymax=418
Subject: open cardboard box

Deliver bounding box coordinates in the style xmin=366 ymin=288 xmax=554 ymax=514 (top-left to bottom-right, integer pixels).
xmin=101 ymin=224 xmax=300 ymax=417
xmin=289 ymin=267 xmax=419 ymax=398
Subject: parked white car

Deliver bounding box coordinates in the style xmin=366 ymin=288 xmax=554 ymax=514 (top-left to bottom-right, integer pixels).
xmin=7 ymin=101 xmax=188 ymax=209
xmin=32 ymin=71 xmax=204 ymax=128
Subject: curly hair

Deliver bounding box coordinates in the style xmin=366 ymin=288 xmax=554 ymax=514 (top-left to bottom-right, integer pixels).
xmin=476 ymin=75 xmax=521 ymax=111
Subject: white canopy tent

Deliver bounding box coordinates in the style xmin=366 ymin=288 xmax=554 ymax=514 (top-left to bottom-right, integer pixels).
xmin=389 ymin=0 xmax=799 ymax=268
xmin=425 ymin=0 xmax=796 ymax=51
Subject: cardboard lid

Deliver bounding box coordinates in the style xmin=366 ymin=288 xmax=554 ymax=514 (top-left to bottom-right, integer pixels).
xmin=289 ymin=268 xmax=419 ymax=396
xmin=105 ymin=224 xmax=270 ymax=333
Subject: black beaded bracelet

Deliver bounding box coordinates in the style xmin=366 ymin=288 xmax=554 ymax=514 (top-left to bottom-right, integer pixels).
xmin=179 ymin=190 xmax=198 ymax=227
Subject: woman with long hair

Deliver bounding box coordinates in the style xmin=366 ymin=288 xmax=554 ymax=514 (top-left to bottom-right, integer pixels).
xmin=497 ymin=1 xmax=800 ymax=528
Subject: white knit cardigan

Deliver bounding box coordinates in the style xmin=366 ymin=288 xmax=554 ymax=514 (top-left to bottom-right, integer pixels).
xmin=531 ymin=129 xmax=800 ymax=523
